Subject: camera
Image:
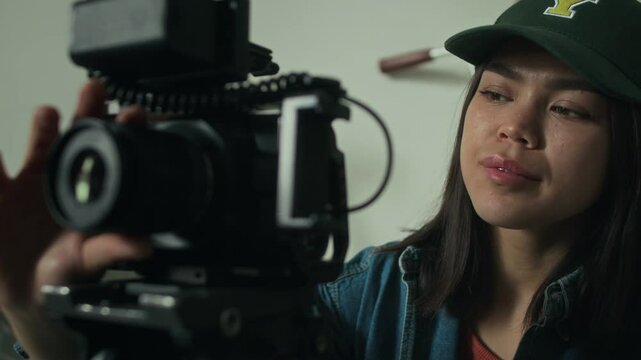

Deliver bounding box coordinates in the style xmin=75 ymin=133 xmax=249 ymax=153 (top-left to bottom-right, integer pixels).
xmin=42 ymin=1 xmax=355 ymax=358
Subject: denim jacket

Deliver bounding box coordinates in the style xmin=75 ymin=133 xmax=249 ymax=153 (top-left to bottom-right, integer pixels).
xmin=316 ymin=244 xmax=587 ymax=360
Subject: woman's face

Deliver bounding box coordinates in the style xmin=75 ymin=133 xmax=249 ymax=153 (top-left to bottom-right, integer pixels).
xmin=460 ymin=43 xmax=610 ymax=231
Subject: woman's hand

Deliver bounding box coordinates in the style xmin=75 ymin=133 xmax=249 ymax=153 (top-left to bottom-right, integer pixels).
xmin=0 ymin=103 xmax=62 ymax=309
xmin=0 ymin=80 xmax=153 ymax=311
xmin=0 ymin=81 xmax=154 ymax=359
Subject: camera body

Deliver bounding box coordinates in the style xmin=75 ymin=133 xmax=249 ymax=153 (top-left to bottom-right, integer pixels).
xmin=43 ymin=1 xmax=350 ymax=358
xmin=48 ymin=0 xmax=349 ymax=285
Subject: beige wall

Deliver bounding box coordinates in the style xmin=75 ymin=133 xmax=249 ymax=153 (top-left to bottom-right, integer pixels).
xmin=0 ymin=1 xmax=512 ymax=261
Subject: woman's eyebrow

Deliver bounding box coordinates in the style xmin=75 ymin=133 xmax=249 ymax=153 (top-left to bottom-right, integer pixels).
xmin=485 ymin=61 xmax=600 ymax=93
xmin=486 ymin=62 xmax=522 ymax=80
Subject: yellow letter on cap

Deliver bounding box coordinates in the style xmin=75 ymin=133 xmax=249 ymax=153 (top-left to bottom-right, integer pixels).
xmin=544 ymin=0 xmax=599 ymax=19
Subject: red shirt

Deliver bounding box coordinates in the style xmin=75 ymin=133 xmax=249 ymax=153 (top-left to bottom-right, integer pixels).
xmin=459 ymin=325 xmax=502 ymax=360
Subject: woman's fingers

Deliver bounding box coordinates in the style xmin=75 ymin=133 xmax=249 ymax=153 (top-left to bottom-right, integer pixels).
xmin=73 ymin=80 xmax=108 ymax=121
xmin=81 ymin=234 xmax=153 ymax=275
xmin=25 ymin=81 xmax=108 ymax=177
xmin=0 ymin=152 xmax=8 ymax=189
xmin=115 ymin=105 xmax=147 ymax=125
xmin=21 ymin=106 xmax=60 ymax=176
xmin=115 ymin=105 xmax=171 ymax=125
xmin=72 ymin=79 xmax=170 ymax=126
xmin=35 ymin=232 xmax=153 ymax=293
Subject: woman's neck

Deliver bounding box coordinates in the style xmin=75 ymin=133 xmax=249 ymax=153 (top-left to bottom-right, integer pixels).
xmin=490 ymin=225 xmax=575 ymax=309
xmin=472 ymin=222 xmax=580 ymax=359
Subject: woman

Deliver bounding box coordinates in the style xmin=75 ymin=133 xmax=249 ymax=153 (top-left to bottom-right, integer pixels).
xmin=1 ymin=0 xmax=640 ymax=359
xmin=317 ymin=0 xmax=641 ymax=359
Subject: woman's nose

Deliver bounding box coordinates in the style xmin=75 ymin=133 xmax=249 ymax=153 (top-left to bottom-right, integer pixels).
xmin=496 ymin=101 xmax=542 ymax=149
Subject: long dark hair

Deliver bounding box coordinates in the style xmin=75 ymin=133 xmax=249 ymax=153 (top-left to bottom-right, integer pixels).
xmin=387 ymin=63 xmax=641 ymax=342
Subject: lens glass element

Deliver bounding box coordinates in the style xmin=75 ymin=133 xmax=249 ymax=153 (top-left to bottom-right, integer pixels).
xmin=69 ymin=150 xmax=106 ymax=204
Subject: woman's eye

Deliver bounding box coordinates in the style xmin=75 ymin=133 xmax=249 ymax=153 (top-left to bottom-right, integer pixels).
xmin=479 ymin=90 xmax=510 ymax=102
xmin=550 ymin=105 xmax=591 ymax=120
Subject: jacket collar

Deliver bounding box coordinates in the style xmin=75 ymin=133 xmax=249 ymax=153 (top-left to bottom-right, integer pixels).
xmin=398 ymin=245 xmax=422 ymax=275
xmin=398 ymin=243 xmax=584 ymax=338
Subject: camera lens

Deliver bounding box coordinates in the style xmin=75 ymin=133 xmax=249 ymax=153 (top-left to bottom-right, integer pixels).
xmin=46 ymin=120 xmax=123 ymax=232
xmin=46 ymin=118 xmax=216 ymax=234
xmin=69 ymin=149 xmax=106 ymax=205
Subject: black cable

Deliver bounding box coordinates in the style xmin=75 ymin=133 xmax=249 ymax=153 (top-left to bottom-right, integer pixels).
xmin=341 ymin=96 xmax=394 ymax=213
xmin=90 ymin=71 xmax=345 ymax=114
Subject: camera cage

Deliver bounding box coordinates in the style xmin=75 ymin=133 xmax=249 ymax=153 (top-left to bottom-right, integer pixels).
xmin=43 ymin=1 xmax=358 ymax=359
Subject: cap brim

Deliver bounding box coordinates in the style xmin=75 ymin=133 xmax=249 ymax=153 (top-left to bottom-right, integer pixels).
xmin=445 ymin=24 xmax=641 ymax=103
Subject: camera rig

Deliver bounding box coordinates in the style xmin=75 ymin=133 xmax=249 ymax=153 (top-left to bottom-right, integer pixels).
xmin=39 ymin=0 xmax=379 ymax=359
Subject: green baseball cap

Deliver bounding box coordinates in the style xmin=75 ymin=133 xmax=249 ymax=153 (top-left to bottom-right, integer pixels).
xmin=444 ymin=0 xmax=641 ymax=103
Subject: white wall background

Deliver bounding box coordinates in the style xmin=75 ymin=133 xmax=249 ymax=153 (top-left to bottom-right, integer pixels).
xmin=0 ymin=1 xmax=512 ymax=259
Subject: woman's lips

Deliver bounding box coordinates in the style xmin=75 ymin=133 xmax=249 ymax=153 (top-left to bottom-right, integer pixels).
xmin=481 ymin=155 xmax=541 ymax=185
